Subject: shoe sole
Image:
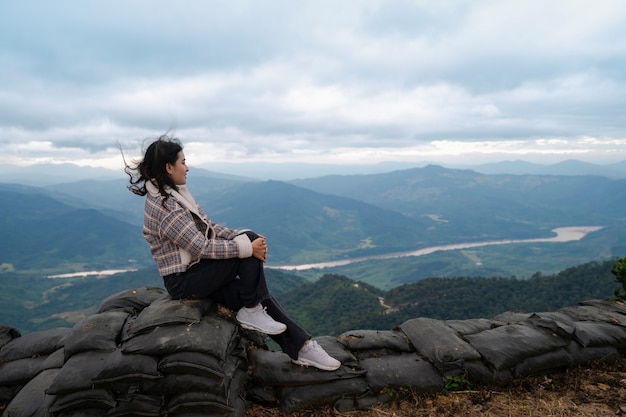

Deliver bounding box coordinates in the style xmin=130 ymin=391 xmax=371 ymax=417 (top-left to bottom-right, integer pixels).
xmin=238 ymin=321 xmax=286 ymax=335
xmin=292 ymin=358 xmax=341 ymax=371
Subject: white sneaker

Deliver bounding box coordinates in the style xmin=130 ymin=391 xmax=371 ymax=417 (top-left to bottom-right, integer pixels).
xmin=236 ymin=304 xmax=287 ymax=335
xmin=292 ymin=340 xmax=341 ymax=371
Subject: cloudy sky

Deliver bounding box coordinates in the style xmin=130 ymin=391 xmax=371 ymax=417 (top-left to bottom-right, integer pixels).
xmin=2 ymin=0 xmax=626 ymax=177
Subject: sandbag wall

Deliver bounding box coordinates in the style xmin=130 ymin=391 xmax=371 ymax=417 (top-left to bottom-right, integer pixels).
xmin=1 ymin=287 xmax=626 ymax=416
xmin=0 ymin=287 xmax=250 ymax=417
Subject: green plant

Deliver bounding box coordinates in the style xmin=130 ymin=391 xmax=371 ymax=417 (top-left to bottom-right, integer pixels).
xmin=443 ymin=374 xmax=475 ymax=391
xmin=611 ymin=257 xmax=626 ymax=300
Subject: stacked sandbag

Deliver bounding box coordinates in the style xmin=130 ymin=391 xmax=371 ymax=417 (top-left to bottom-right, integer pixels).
xmin=0 ymin=326 xmax=69 ymax=417
xmin=0 ymin=287 xmax=250 ymax=417
xmin=247 ymin=330 xmax=444 ymax=414
xmin=2 ymin=289 xmax=626 ymax=416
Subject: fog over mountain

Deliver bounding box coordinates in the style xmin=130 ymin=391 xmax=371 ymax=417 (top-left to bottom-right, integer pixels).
xmin=4 ymin=159 xmax=626 ymax=186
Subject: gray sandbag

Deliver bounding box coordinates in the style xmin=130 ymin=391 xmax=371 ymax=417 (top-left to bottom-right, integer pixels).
xmin=46 ymin=351 xmax=111 ymax=395
xmin=337 ymin=330 xmax=412 ymax=353
xmin=462 ymin=360 xmax=512 ymax=386
xmin=0 ymin=327 xmax=70 ymax=363
xmin=0 ymin=385 xmax=22 ymax=404
xmin=523 ymin=313 xmax=575 ymax=339
xmin=1 ymin=368 xmax=58 ymax=417
xmin=50 ymin=409 xmax=107 ymax=417
xmin=106 ymin=392 xmax=162 ymax=417
xmin=121 ymin=316 xmax=239 ymax=361
xmin=0 ymin=325 xmax=20 ymax=350
xmin=315 ymin=335 xmax=358 ymax=365
xmin=248 ymin=348 xmax=364 ymax=387
xmin=513 ymin=347 xmax=572 ymax=378
xmin=492 ymin=311 xmax=532 ymax=323
xmin=48 ymin=389 xmax=115 ymax=414
xmin=97 ymin=287 xmax=167 ymax=314
xmin=64 ymin=310 xmax=129 ymax=359
xmin=359 ymin=353 xmax=444 ymax=392
xmin=464 ymin=323 xmax=569 ymax=371
xmin=565 ymin=341 xmax=622 ymax=366
xmin=158 ymin=351 xmax=225 ymax=379
xmin=165 ymin=391 xmax=235 ymax=416
xmin=579 ymin=299 xmax=626 ymax=316
xmin=42 ymin=347 xmax=65 ymax=370
xmin=445 ymin=318 xmax=502 ymax=336
xmin=559 ymin=305 xmax=626 ymax=326
xmin=571 ymin=320 xmax=626 ymax=348
xmin=91 ymin=349 xmax=161 ymax=389
xmin=122 ymin=296 xmax=215 ymax=339
xmin=0 ymin=356 xmax=49 ymax=386
xmin=279 ymin=377 xmax=370 ymax=415
xmin=399 ymin=317 xmax=481 ymax=369
xmin=334 ymin=388 xmax=396 ymax=412
xmin=140 ymin=373 xmax=228 ymax=396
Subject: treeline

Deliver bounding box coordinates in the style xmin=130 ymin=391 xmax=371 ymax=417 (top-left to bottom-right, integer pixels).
xmin=1 ymin=260 xmax=619 ymax=337
xmin=277 ymin=260 xmax=619 ymax=336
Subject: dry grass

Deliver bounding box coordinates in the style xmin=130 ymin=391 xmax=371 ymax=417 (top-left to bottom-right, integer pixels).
xmin=246 ymin=358 xmax=626 ymax=416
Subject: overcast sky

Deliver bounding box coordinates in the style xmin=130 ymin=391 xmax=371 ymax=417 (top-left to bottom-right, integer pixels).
xmin=2 ymin=0 xmax=626 ymax=177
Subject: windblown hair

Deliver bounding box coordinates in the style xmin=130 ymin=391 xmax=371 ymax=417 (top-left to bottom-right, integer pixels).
xmin=123 ymin=134 xmax=183 ymax=199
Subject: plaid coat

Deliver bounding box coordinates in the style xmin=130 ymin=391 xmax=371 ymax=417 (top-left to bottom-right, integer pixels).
xmin=143 ymin=182 xmax=252 ymax=277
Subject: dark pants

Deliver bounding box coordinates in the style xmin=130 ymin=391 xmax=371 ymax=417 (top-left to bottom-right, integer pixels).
xmin=163 ymin=255 xmax=310 ymax=359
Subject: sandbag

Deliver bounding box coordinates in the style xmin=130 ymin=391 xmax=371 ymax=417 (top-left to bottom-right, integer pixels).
xmin=105 ymin=392 xmax=162 ymax=417
xmin=165 ymin=391 xmax=235 ymax=415
xmin=279 ymin=377 xmax=369 ymax=414
xmin=0 ymin=325 xmax=20 ymax=350
xmin=123 ymin=296 xmax=215 ymax=339
xmin=42 ymin=347 xmax=65 ymax=370
xmin=513 ymin=347 xmax=572 ymax=378
xmin=399 ymin=317 xmax=481 ymax=369
xmin=91 ymin=349 xmax=161 ymax=389
xmin=0 ymin=356 xmax=49 ymax=386
xmin=565 ymin=341 xmax=622 ymax=365
xmin=1 ymin=368 xmax=58 ymax=417
xmin=333 ymin=388 xmax=396 ymax=412
xmin=158 ymin=351 xmax=225 ymax=379
xmin=121 ymin=316 xmax=239 ymax=361
xmin=249 ymin=348 xmax=364 ymax=387
xmin=50 ymin=409 xmax=107 ymax=417
xmin=0 ymin=327 xmax=70 ymax=363
xmin=445 ymin=318 xmax=502 ymax=336
xmin=64 ymin=310 xmax=129 ymax=359
xmin=579 ymin=299 xmax=626 ymax=315
xmin=314 ymin=335 xmax=358 ymax=365
xmin=47 ymin=351 xmax=111 ymax=395
xmin=359 ymin=353 xmax=443 ymax=392
xmin=571 ymin=321 xmax=626 ymax=348
xmin=464 ymin=323 xmax=569 ymax=371
xmin=140 ymin=373 xmax=228 ymax=396
xmin=560 ymin=305 xmax=626 ymax=326
xmin=337 ymin=330 xmax=412 ymax=353
xmin=0 ymin=385 xmax=22 ymax=404
xmin=48 ymin=388 xmax=115 ymax=414
xmin=97 ymin=287 xmax=167 ymax=314
xmin=462 ymin=360 xmax=512 ymax=386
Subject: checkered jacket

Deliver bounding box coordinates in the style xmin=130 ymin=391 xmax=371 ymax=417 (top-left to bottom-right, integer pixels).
xmin=143 ymin=182 xmax=252 ymax=277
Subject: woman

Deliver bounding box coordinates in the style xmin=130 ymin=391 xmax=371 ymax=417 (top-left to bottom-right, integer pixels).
xmin=124 ymin=134 xmax=340 ymax=371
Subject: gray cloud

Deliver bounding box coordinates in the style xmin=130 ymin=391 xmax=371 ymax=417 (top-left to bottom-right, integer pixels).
xmin=1 ymin=0 xmax=626 ymax=170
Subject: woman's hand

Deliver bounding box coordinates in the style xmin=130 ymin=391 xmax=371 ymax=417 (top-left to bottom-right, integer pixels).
xmin=251 ymin=236 xmax=268 ymax=263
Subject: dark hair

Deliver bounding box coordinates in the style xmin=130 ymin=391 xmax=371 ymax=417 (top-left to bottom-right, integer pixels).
xmin=123 ymin=134 xmax=183 ymax=198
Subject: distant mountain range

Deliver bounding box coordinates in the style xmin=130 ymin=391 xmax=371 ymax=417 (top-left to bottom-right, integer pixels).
xmin=2 ymin=160 xmax=626 ymax=280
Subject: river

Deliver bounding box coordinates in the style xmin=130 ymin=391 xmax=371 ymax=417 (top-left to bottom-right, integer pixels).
xmin=269 ymin=226 xmax=604 ymax=272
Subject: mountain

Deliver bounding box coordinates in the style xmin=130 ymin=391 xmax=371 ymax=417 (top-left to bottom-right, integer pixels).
xmin=0 ymin=183 xmax=151 ymax=272
xmin=289 ymin=164 xmax=626 ymax=241
xmin=197 ymin=180 xmax=430 ymax=263
xmin=469 ymin=159 xmax=626 ymax=177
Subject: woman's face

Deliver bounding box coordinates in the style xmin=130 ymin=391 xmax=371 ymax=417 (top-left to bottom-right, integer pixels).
xmin=167 ymin=151 xmax=189 ymax=185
